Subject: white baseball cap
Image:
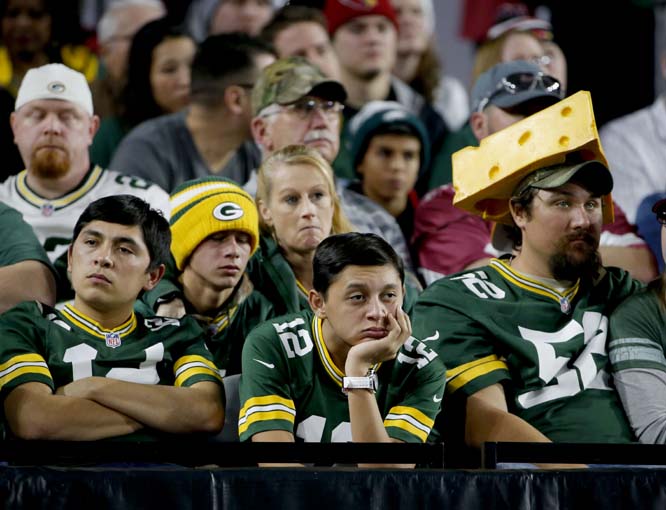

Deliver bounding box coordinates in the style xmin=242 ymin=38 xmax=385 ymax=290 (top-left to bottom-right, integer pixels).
xmin=15 ymin=63 xmax=93 ymax=115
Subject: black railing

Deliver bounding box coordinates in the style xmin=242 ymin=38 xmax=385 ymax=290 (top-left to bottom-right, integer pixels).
xmin=0 ymin=440 xmax=446 ymax=468
xmin=482 ymin=442 xmax=666 ymax=468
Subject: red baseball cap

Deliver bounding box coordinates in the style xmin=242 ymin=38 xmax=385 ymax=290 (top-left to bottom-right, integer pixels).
xmin=324 ymin=0 xmax=399 ymax=36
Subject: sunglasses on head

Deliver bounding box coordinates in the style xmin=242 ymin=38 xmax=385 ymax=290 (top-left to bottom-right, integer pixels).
xmin=477 ymin=72 xmax=563 ymax=112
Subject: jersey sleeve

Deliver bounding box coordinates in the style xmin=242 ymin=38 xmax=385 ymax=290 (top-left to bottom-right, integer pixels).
xmin=238 ymin=319 xmax=297 ymax=441
xmin=0 ymin=302 xmax=53 ymax=399
xmin=0 ymin=203 xmax=53 ymax=270
xmin=160 ymin=315 xmax=223 ymax=388
xmin=383 ymin=337 xmax=446 ymax=443
xmin=609 ymin=288 xmax=666 ymax=373
xmin=412 ymin=278 xmax=510 ymax=398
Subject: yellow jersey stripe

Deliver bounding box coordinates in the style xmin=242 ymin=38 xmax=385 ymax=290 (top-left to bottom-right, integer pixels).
xmin=16 ymin=166 xmax=104 ymax=209
xmin=239 ymin=395 xmax=295 ymax=416
xmin=174 ymin=354 xmax=217 ymax=373
xmin=174 ymin=366 xmax=222 ymax=387
xmin=445 ymin=354 xmax=503 ymax=380
xmin=490 ymin=259 xmax=580 ymax=304
xmin=0 ymin=353 xmax=47 ymax=373
xmin=313 ymin=316 xmax=344 ymax=386
xmin=384 ymin=418 xmax=429 ymax=443
xmin=62 ymin=304 xmax=137 ymax=339
xmin=295 ymin=279 xmax=309 ymax=298
xmin=388 ymin=405 xmax=435 ymax=429
xmin=447 ymin=360 xmax=509 ymax=394
xmin=0 ymin=365 xmax=52 ymax=389
xmin=238 ymin=409 xmax=295 ymax=435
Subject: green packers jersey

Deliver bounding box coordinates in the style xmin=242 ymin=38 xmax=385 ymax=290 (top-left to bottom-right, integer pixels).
xmin=239 ymin=310 xmax=445 ymax=443
xmin=609 ymin=286 xmax=666 ymax=373
xmin=0 ymin=301 xmax=223 ymax=438
xmin=412 ymin=259 xmax=642 ymax=443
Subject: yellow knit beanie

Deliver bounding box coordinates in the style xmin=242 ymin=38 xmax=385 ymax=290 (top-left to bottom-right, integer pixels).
xmin=169 ymin=177 xmax=259 ymax=270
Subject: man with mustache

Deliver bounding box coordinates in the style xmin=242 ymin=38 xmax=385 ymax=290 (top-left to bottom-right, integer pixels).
xmin=412 ymin=156 xmax=644 ymax=459
xmin=0 ymin=63 xmax=169 ymax=298
xmin=0 ymin=195 xmax=224 ymax=441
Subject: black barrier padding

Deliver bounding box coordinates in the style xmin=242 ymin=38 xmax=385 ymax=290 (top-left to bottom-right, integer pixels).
xmin=2 ymin=467 xmax=666 ymax=510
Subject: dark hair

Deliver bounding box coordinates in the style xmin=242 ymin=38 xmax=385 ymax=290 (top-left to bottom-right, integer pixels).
xmin=190 ymin=32 xmax=275 ymax=108
xmin=122 ymin=17 xmax=192 ymax=127
xmin=506 ymin=187 xmax=538 ymax=249
xmin=408 ymin=41 xmax=441 ymax=104
xmin=313 ymin=232 xmax=404 ymax=296
xmin=72 ymin=195 xmax=171 ymax=271
xmin=260 ymin=5 xmax=328 ymax=46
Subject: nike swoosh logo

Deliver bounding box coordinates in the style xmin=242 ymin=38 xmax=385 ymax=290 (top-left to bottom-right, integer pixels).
xmin=433 ymin=395 xmax=443 ymax=403
xmin=423 ymin=331 xmax=440 ymax=342
xmin=253 ymin=358 xmax=275 ymax=369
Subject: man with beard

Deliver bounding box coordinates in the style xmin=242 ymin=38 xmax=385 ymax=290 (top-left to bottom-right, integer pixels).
xmin=413 ymin=61 xmax=656 ymax=286
xmin=412 ymin=156 xmax=643 ymax=453
xmin=0 ymin=63 xmax=169 ymax=297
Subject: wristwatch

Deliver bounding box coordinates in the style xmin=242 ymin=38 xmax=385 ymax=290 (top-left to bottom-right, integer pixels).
xmin=342 ymin=369 xmax=378 ymax=394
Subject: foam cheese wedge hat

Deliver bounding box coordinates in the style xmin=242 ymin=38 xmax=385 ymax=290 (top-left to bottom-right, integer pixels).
xmin=452 ymin=90 xmax=614 ymax=225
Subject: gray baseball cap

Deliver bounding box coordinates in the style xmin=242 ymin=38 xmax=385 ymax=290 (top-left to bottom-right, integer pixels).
xmin=471 ymin=60 xmax=563 ymax=113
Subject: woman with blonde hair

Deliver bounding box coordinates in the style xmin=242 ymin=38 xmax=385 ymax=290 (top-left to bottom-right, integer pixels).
xmin=251 ymin=144 xmax=355 ymax=314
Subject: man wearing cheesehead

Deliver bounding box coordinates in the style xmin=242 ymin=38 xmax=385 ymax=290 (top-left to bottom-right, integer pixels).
xmin=412 ymin=90 xmax=641 ymax=453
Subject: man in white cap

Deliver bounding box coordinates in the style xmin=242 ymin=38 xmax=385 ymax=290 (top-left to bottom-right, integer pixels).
xmin=0 ymin=63 xmax=169 ymax=298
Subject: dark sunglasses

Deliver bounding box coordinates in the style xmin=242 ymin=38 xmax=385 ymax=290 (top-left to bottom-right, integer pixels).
xmin=653 ymin=199 xmax=666 ymax=225
xmin=477 ymin=72 xmax=563 ymax=112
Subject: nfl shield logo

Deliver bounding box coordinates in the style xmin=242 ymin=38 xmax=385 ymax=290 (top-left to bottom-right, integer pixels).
xmin=41 ymin=203 xmax=54 ymax=217
xmin=105 ymin=332 xmax=122 ymax=348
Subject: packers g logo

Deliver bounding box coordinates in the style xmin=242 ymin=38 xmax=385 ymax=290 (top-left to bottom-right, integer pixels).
xmin=213 ymin=202 xmax=244 ymax=221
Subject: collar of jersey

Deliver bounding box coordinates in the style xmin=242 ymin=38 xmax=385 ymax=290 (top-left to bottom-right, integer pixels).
xmin=61 ymin=303 xmax=138 ymax=339
xmin=200 ymin=305 xmax=239 ymax=336
xmin=15 ymin=165 xmax=104 ymax=210
xmin=489 ymin=258 xmax=580 ymax=304
xmin=295 ymin=279 xmax=309 ymax=299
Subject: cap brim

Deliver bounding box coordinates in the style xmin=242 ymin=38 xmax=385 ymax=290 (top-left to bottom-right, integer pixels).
xmin=308 ymin=81 xmax=347 ymax=103
xmin=492 ymin=88 xmax=562 ymax=110
xmin=532 ymin=160 xmax=613 ymax=196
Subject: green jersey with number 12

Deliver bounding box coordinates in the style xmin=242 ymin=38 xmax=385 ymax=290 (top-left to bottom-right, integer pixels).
xmin=239 ymin=310 xmax=446 ymax=443
xmin=412 ymin=259 xmax=641 ymax=443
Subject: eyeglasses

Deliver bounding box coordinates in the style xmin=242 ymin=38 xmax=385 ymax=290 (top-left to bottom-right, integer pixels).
xmin=261 ymin=97 xmax=344 ymax=120
xmin=476 ymin=72 xmax=563 ymax=112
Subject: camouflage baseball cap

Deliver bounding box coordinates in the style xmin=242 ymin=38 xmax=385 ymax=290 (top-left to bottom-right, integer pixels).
xmin=252 ymin=56 xmax=347 ymax=116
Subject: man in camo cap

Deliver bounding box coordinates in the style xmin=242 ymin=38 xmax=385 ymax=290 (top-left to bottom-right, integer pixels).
xmin=250 ymin=56 xmax=346 ymax=163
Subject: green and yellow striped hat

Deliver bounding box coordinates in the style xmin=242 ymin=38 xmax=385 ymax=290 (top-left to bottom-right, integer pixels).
xmin=169 ymin=177 xmax=259 ymax=271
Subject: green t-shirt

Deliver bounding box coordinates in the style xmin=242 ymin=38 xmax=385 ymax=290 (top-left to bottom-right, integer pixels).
xmin=412 ymin=259 xmax=641 ymax=443
xmin=239 ymin=309 xmax=445 ymax=443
